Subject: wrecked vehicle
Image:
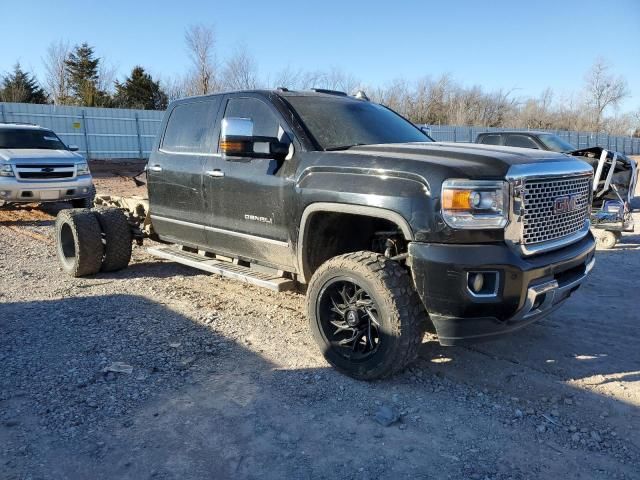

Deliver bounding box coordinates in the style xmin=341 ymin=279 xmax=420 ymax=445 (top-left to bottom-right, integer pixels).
xmin=0 ymin=122 xmax=95 ymax=208
xmin=476 ymin=131 xmax=637 ymax=248
xmin=54 ymin=90 xmax=596 ymax=379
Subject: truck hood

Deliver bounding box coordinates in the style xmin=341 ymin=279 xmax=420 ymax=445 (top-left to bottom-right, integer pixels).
xmin=344 ymin=142 xmax=573 ymax=178
xmin=0 ymin=149 xmax=84 ymax=163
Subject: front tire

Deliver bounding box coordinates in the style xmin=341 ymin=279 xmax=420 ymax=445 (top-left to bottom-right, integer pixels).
xmin=307 ymin=251 xmax=425 ymax=380
xmin=70 ymin=184 xmax=96 ymax=209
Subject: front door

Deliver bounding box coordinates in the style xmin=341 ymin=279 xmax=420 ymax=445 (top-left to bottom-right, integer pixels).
xmin=202 ymin=95 xmax=295 ymax=269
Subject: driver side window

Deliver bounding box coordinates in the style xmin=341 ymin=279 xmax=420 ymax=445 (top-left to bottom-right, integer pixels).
xmin=221 ymin=97 xmax=280 ymax=146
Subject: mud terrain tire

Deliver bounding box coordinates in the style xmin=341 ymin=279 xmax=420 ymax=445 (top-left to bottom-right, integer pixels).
xmin=92 ymin=207 xmax=132 ymax=272
xmin=55 ymin=209 xmax=104 ymax=277
xmin=307 ymin=251 xmax=425 ymax=380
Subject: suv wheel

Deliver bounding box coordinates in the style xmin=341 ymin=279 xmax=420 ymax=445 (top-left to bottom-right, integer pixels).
xmin=70 ymin=184 xmax=96 ymax=209
xmin=307 ymin=251 xmax=425 ymax=380
xmin=55 ymin=209 xmax=104 ymax=277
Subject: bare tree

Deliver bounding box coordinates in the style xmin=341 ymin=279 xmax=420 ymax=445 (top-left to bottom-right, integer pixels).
xmin=583 ymin=58 xmax=630 ymax=131
xmin=184 ymin=24 xmax=217 ymax=95
xmin=269 ymin=66 xmax=304 ymax=90
xmin=42 ymin=40 xmax=70 ymax=104
xmin=97 ymin=57 xmax=118 ymax=95
xmin=221 ymin=44 xmax=259 ymax=91
xmin=161 ymin=75 xmax=188 ymax=102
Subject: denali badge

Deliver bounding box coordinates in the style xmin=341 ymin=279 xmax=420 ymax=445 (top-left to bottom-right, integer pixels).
xmin=244 ymin=214 xmax=273 ymax=224
xmin=553 ymin=195 xmax=578 ymax=215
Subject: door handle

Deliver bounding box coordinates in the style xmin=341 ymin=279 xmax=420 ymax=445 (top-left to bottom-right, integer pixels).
xmin=205 ymin=169 xmax=225 ymax=178
xmin=148 ymin=165 xmax=163 ymax=172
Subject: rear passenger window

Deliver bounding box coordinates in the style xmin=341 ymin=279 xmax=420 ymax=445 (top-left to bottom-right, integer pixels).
xmin=222 ymin=97 xmax=280 ymax=139
xmin=505 ymin=135 xmax=539 ymax=149
xmin=479 ymin=134 xmax=501 ymax=145
xmin=161 ymin=100 xmax=219 ymax=153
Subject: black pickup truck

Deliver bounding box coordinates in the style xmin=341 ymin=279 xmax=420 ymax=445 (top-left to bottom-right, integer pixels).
xmin=54 ymin=89 xmax=596 ymax=379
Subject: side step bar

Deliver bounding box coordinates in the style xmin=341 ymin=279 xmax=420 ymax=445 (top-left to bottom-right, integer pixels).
xmin=147 ymin=245 xmax=296 ymax=292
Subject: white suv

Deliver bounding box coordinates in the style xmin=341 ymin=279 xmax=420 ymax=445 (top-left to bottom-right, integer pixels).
xmin=0 ymin=123 xmax=95 ymax=208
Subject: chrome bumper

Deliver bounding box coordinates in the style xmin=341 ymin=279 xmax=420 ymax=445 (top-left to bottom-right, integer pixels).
xmin=511 ymin=256 xmax=595 ymax=323
xmin=0 ymin=175 xmax=93 ymax=202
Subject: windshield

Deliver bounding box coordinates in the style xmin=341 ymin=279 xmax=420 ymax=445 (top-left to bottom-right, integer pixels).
xmin=0 ymin=129 xmax=67 ymax=150
xmin=284 ymin=96 xmax=432 ymax=150
xmin=538 ymin=134 xmax=575 ymax=153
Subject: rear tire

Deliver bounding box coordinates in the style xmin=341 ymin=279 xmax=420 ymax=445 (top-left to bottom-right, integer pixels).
xmin=92 ymin=207 xmax=132 ymax=272
xmin=55 ymin=209 xmax=104 ymax=277
xmin=307 ymin=251 xmax=425 ymax=380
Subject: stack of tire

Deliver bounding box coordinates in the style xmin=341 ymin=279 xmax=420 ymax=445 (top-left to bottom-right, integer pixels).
xmin=55 ymin=208 xmax=132 ymax=277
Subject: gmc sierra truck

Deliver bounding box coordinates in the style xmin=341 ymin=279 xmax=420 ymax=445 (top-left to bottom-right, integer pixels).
xmin=54 ymin=89 xmax=596 ymax=379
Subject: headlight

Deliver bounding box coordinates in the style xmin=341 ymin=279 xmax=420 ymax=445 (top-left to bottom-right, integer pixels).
xmin=441 ymin=179 xmax=508 ymax=229
xmin=0 ymin=164 xmax=14 ymax=177
xmin=76 ymin=162 xmax=90 ymax=176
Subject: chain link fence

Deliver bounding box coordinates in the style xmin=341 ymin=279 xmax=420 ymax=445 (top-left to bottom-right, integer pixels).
xmin=420 ymin=125 xmax=640 ymax=155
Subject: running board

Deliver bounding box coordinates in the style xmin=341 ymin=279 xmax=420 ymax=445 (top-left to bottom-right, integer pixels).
xmin=147 ymin=246 xmax=295 ymax=292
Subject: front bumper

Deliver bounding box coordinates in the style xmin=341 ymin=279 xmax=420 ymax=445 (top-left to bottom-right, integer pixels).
xmin=0 ymin=175 xmax=93 ymax=203
xmin=409 ymin=234 xmax=596 ymax=345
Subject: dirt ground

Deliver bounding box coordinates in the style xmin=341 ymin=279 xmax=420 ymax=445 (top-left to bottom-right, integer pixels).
xmin=1 ymin=170 xmax=639 ymax=480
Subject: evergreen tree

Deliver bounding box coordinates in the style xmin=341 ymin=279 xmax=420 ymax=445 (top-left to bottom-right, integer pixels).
xmin=64 ymin=43 xmax=109 ymax=106
xmin=0 ymin=63 xmax=48 ymax=103
xmin=114 ymin=66 xmax=168 ymax=110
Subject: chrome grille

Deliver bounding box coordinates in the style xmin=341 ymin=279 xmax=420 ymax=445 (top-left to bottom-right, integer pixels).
xmin=521 ymin=175 xmax=591 ymax=245
xmin=15 ymin=164 xmax=75 ymax=181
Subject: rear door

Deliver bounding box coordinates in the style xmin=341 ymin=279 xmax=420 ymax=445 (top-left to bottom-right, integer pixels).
xmin=147 ymin=98 xmax=222 ymax=247
xmin=202 ymin=95 xmax=296 ymax=269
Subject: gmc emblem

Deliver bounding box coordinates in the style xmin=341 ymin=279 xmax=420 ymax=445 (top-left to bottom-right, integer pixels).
xmin=553 ymin=195 xmax=578 ymax=215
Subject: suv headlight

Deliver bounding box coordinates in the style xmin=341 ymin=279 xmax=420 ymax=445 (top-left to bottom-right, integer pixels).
xmin=0 ymin=164 xmax=14 ymax=177
xmin=76 ymin=162 xmax=90 ymax=176
xmin=441 ymin=179 xmax=508 ymax=229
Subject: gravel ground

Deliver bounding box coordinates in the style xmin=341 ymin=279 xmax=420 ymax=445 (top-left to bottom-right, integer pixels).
xmin=1 ymin=174 xmax=639 ymax=480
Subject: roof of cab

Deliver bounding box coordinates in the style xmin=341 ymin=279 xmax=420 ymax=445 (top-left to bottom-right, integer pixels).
xmin=478 ymin=131 xmax=553 ymax=137
xmin=171 ymin=88 xmax=360 ymax=104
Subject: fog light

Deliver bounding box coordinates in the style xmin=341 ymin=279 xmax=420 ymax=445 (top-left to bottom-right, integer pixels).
xmin=0 ymin=190 xmax=8 ymax=197
xmin=81 ymin=187 xmax=89 ymax=193
xmin=470 ymin=273 xmax=484 ymax=292
xmin=467 ymin=271 xmax=499 ymax=297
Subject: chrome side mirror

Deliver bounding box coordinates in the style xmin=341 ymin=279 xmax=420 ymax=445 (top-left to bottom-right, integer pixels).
xmin=221 ymin=117 xmax=254 ymax=138
xmin=68 ymin=144 xmax=80 ymax=152
xmin=220 ymin=117 xmax=290 ymax=160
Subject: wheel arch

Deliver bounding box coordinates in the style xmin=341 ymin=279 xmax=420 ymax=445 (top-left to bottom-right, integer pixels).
xmin=296 ymin=202 xmax=414 ymax=283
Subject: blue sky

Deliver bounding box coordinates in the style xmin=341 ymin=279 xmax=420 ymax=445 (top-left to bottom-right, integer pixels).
xmin=3 ymin=0 xmax=639 ymax=111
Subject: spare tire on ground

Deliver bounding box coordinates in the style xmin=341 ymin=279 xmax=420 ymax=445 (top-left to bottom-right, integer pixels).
xmin=55 ymin=209 xmax=104 ymax=277
xmin=92 ymin=207 xmax=132 ymax=272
